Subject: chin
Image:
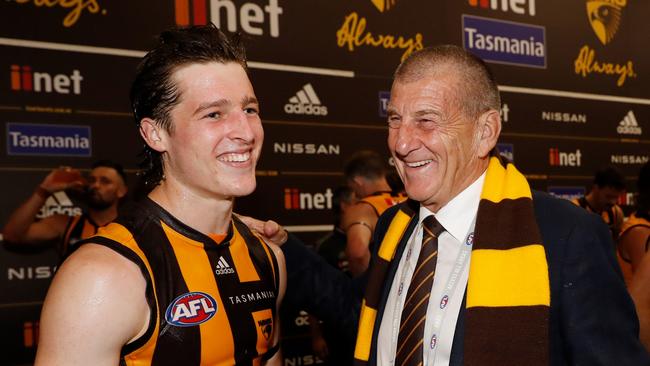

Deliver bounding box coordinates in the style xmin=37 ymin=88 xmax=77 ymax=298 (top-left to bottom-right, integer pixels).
xmin=230 ymin=180 xmax=257 ymax=198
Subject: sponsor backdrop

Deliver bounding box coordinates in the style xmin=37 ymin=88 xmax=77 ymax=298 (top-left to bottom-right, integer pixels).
xmin=1 ymin=0 xmax=649 ymax=364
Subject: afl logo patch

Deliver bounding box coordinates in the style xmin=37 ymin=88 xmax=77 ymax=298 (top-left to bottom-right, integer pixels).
xmin=440 ymin=295 xmax=449 ymax=309
xmin=466 ymin=232 xmax=474 ymax=246
xmin=165 ymin=292 xmax=217 ymax=327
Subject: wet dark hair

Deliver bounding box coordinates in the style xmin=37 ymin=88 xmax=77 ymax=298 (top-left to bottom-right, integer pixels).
xmin=332 ymin=185 xmax=355 ymax=226
xmin=344 ymin=150 xmax=387 ymax=181
xmin=593 ymin=165 xmax=625 ymax=190
xmin=129 ymin=23 xmax=247 ymax=189
xmin=92 ymin=160 xmax=127 ymax=185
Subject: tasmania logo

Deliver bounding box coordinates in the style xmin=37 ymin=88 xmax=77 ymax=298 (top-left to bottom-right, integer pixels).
xmin=165 ymin=292 xmax=217 ymax=327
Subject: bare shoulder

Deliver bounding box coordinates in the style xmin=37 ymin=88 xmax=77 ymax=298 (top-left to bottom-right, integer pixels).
xmin=620 ymin=226 xmax=650 ymax=250
xmin=36 ymin=243 xmax=149 ymax=365
xmin=56 ymin=243 xmax=144 ymax=289
xmin=342 ymin=202 xmax=377 ymax=226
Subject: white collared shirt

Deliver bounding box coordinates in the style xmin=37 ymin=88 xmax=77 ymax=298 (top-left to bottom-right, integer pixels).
xmin=377 ymin=172 xmax=486 ymax=366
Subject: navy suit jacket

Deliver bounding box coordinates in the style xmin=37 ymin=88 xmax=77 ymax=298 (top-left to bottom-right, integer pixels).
xmin=281 ymin=190 xmax=650 ymax=365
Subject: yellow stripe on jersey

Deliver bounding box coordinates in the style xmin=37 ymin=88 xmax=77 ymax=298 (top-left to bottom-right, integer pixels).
xmin=229 ymin=225 xmax=261 ymax=283
xmin=161 ymin=221 xmax=234 ymax=365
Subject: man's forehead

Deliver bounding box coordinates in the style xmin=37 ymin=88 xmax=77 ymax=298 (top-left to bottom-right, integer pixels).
xmin=172 ymin=62 xmax=253 ymax=106
xmin=388 ymin=76 xmax=460 ymax=108
xmin=91 ymin=166 xmax=124 ymax=182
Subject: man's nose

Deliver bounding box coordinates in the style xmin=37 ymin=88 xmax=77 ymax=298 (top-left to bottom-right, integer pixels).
xmin=393 ymin=122 xmax=418 ymax=156
xmin=228 ymin=111 xmax=255 ymax=142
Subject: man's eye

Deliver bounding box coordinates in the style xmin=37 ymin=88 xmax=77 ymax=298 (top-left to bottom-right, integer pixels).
xmin=244 ymin=107 xmax=259 ymax=115
xmin=417 ymin=119 xmax=437 ymax=129
xmin=204 ymin=111 xmax=220 ymax=119
xmin=388 ymin=117 xmax=401 ymax=128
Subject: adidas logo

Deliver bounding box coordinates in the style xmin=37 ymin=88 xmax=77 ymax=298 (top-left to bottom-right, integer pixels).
xmin=215 ymin=256 xmax=235 ymax=275
xmin=37 ymin=191 xmax=82 ymax=218
xmin=284 ymin=83 xmax=328 ymax=116
xmin=617 ymin=111 xmax=642 ymax=135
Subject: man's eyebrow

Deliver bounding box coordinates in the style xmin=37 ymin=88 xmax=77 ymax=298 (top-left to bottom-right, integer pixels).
xmin=386 ymin=106 xmax=399 ymax=116
xmin=413 ymin=109 xmax=439 ymax=118
xmin=193 ymin=99 xmax=229 ymax=116
xmin=241 ymin=96 xmax=259 ymax=106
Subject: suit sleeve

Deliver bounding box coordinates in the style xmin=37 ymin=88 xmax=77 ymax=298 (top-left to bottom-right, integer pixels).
xmin=280 ymin=233 xmax=365 ymax=345
xmin=559 ymin=212 xmax=650 ymax=364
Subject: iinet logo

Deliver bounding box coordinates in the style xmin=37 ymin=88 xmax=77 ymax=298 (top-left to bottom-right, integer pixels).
xmin=10 ymin=65 xmax=83 ymax=94
xmin=284 ymin=188 xmax=333 ymax=210
xmin=469 ymin=0 xmax=536 ymax=16
xmin=549 ymin=148 xmax=582 ymax=167
xmin=175 ymin=0 xmax=283 ymax=37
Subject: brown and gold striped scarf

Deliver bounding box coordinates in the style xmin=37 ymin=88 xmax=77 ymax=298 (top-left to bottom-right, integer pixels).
xmin=354 ymin=156 xmax=550 ymax=365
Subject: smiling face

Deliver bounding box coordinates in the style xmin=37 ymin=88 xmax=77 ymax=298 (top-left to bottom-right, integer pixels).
xmin=155 ymin=61 xmax=263 ymax=200
xmin=387 ymin=68 xmax=493 ymax=212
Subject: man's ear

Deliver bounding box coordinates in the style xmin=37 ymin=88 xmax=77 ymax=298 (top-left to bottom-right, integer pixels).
xmin=116 ymin=184 xmax=128 ymax=199
xmin=476 ymin=109 xmax=502 ymax=158
xmin=139 ymin=118 xmax=167 ymax=153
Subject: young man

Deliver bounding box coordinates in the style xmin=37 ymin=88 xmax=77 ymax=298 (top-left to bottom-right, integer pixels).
xmin=342 ymin=150 xmax=406 ymax=276
xmin=3 ymin=160 xmax=128 ymax=258
xmin=572 ymin=166 xmax=626 ymax=239
xmin=35 ymin=24 xmax=285 ymax=366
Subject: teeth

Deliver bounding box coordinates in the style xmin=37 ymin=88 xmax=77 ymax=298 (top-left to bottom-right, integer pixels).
xmin=406 ymin=159 xmax=432 ymax=168
xmin=219 ymin=152 xmax=250 ymax=163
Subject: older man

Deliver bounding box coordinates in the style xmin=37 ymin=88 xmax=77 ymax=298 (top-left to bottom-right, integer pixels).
xmin=35 ymin=24 xmax=285 ymax=366
xmin=258 ymin=45 xmax=649 ymax=366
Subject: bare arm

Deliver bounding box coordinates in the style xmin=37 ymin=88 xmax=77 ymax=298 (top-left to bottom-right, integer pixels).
xmin=264 ymin=243 xmax=286 ymax=366
xmin=3 ymin=168 xmax=84 ymax=245
xmin=35 ymin=244 xmax=149 ymax=366
xmin=619 ymin=226 xmax=650 ymax=273
xmin=342 ymin=204 xmax=377 ymax=276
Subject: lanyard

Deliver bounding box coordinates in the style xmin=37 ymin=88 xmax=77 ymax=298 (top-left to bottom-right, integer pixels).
xmin=389 ymin=219 xmax=475 ymax=365
xmin=425 ymin=228 xmax=474 ymax=365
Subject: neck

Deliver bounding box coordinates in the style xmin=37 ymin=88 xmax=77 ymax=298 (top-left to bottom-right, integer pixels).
xmin=88 ymin=205 xmax=119 ymax=226
xmin=424 ymin=159 xmax=488 ymax=213
xmin=585 ymin=192 xmax=603 ymax=212
xmin=148 ymin=178 xmax=234 ymax=235
xmin=363 ymin=179 xmax=393 ymax=197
